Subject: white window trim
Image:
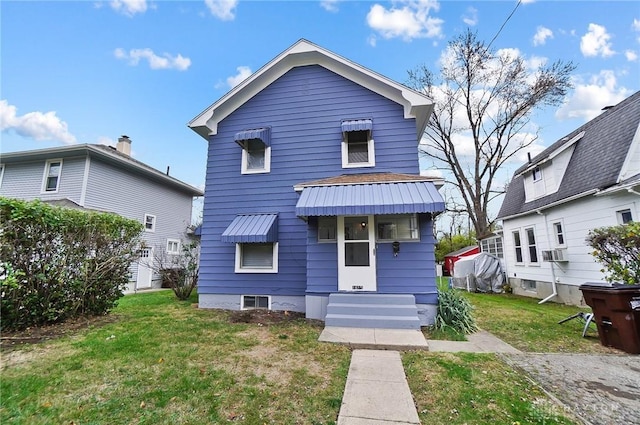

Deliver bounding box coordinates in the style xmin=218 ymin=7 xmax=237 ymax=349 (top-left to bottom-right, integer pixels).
xmin=241 ymin=295 xmax=271 ymax=310
xmin=342 ymin=136 xmax=375 ymax=168
xmin=166 ymin=239 xmax=180 ymax=255
xmin=512 ymin=230 xmax=524 ymax=264
xmin=0 ymin=163 xmax=4 ymax=188
xmin=525 ymin=226 xmax=539 ymax=265
xmin=532 ymin=166 xmax=542 ymax=182
xmin=235 ymin=242 xmax=279 ymax=273
xmin=616 ymin=208 xmax=634 ymax=224
xmin=144 ymin=214 xmax=156 ymax=233
xmin=41 ymin=158 xmax=63 ymax=193
xmin=241 ymin=144 xmax=271 ymax=174
xmin=375 ymin=214 xmax=420 ymax=242
xmin=552 ymin=220 xmax=566 ymax=247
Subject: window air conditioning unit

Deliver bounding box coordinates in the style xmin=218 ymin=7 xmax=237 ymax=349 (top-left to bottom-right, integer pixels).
xmin=542 ymin=248 xmax=568 ymax=262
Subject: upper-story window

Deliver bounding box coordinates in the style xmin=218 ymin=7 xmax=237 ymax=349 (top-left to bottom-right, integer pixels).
xmin=342 ymin=119 xmax=375 ymax=168
xmin=235 ymin=128 xmax=271 ymax=174
xmin=532 ymin=166 xmax=542 ymax=182
xmin=617 ymin=209 xmax=633 ymax=224
xmin=144 ymin=214 xmax=156 ymax=232
xmin=42 ymin=159 xmax=63 ymax=193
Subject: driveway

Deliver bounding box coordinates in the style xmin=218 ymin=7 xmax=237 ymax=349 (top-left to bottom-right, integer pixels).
xmin=503 ymin=353 xmax=640 ymax=425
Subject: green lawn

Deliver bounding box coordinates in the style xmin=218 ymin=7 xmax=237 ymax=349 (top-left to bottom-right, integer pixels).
xmin=1 ymin=291 xmax=350 ymax=425
xmin=464 ymin=292 xmax=616 ymax=353
xmin=2 ymin=289 xmax=612 ymax=425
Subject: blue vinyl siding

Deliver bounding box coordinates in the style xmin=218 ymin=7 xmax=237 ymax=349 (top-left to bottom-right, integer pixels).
xmin=303 ymin=214 xmax=437 ymax=303
xmin=199 ymin=65 xmax=427 ymax=297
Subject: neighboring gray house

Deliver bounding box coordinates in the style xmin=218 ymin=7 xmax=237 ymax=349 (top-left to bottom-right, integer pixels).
xmin=0 ymin=136 xmax=204 ymax=291
xmin=497 ymin=91 xmax=640 ymax=305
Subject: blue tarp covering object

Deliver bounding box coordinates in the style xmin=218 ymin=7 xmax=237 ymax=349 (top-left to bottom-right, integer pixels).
xmin=221 ymin=213 xmax=278 ymax=243
xmin=451 ymin=252 xmax=505 ymax=293
xmin=295 ymin=181 xmax=445 ymax=216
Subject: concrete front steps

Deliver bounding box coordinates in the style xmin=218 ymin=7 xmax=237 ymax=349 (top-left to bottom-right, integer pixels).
xmin=325 ymin=293 xmax=421 ymax=330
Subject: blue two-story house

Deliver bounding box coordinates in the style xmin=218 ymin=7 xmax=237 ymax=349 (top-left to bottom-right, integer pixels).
xmin=189 ymin=39 xmax=445 ymax=328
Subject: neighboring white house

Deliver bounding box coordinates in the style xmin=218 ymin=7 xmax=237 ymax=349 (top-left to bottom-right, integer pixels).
xmin=497 ymin=91 xmax=640 ymax=306
xmin=0 ymin=136 xmax=204 ymax=292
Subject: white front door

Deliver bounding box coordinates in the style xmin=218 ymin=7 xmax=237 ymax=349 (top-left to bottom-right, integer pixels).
xmin=337 ymin=215 xmax=377 ymax=291
xmin=136 ymin=247 xmax=153 ymax=290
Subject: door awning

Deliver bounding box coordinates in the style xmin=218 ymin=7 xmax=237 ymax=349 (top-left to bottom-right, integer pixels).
xmin=341 ymin=119 xmax=372 ymax=132
xmin=295 ymin=181 xmax=445 ymax=216
xmin=234 ymin=127 xmax=271 ymax=148
xmin=221 ymin=213 xmax=278 ymax=243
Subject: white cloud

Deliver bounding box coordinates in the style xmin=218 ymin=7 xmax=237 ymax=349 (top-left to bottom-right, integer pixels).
xmin=320 ymin=0 xmax=340 ymax=13
xmin=633 ymin=18 xmax=640 ymax=31
xmin=521 ymin=0 xmax=536 ymax=4
xmin=114 ymin=48 xmax=191 ymax=71
xmin=462 ymin=6 xmax=477 ymax=26
xmin=226 ymin=66 xmax=252 ymax=88
xmin=110 ymin=0 xmax=147 ymax=17
xmin=367 ymin=35 xmax=377 ymax=47
xmin=580 ymin=23 xmax=615 ymax=58
xmin=366 ymin=1 xmax=444 ymax=42
xmin=555 ymin=70 xmax=630 ymax=121
xmin=204 ymin=0 xmax=238 ymax=21
xmin=533 ymin=26 xmax=553 ymax=46
xmin=625 ymin=50 xmax=638 ymax=62
xmin=0 ymin=100 xmax=77 ymax=145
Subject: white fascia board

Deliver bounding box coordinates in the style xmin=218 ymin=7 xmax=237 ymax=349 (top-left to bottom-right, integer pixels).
xmin=516 ymin=131 xmax=585 ymax=177
xmin=499 ymin=189 xmax=599 ymax=221
xmin=188 ymin=39 xmax=433 ymax=141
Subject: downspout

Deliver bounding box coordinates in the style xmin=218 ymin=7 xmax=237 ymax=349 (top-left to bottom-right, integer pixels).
xmin=537 ymin=209 xmax=557 ymax=304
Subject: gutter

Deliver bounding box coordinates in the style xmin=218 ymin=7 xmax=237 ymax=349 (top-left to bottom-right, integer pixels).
xmin=498 ymin=189 xmax=600 ymax=221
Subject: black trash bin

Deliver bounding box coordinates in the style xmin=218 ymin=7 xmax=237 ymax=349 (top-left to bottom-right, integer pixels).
xmin=580 ymin=282 xmax=640 ymax=354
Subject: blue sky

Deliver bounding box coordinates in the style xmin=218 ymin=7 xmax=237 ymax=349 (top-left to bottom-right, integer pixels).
xmin=2 ymin=0 xmax=639 ymax=219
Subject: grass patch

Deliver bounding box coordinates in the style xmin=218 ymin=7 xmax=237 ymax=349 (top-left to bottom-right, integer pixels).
xmin=1 ymin=291 xmax=351 ymax=425
xmin=403 ymin=352 xmax=578 ymax=425
xmin=464 ymin=292 xmax=617 ymax=353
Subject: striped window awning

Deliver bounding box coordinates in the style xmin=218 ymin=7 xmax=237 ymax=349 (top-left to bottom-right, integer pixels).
xmin=295 ymin=181 xmax=445 ymax=216
xmin=221 ymin=213 xmax=278 ymax=243
xmin=341 ymin=119 xmax=372 ymax=132
xmin=234 ymin=127 xmax=271 ymax=148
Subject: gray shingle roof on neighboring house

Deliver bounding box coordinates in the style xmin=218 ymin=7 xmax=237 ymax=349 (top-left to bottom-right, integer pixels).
xmin=497 ymin=91 xmax=640 ymax=219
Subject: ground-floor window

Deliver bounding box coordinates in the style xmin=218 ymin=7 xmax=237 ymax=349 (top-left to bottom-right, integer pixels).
xmin=235 ymin=242 xmax=279 ymax=273
xmin=242 ymin=295 xmax=270 ymax=310
xmin=375 ymin=214 xmax=419 ymax=241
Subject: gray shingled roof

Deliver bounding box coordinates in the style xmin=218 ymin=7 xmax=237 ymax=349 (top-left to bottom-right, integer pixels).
xmin=497 ymin=91 xmax=640 ymax=219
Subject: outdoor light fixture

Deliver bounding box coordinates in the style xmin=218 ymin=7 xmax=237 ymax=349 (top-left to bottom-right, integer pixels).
xmin=392 ymin=241 xmax=400 ymax=257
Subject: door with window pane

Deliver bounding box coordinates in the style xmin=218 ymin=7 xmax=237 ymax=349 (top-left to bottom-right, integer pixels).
xmin=337 ymin=216 xmax=376 ymax=291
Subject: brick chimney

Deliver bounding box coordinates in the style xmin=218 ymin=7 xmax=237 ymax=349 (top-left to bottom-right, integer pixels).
xmin=116 ymin=135 xmax=132 ymax=156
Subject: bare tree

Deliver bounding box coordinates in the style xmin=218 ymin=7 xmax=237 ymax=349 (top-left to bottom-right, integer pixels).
xmin=409 ymin=29 xmax=576 ymax=238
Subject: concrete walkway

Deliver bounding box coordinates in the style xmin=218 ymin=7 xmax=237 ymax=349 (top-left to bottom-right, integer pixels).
xmin=338 ymin=350 xmax=420 ymax=425
xmin=322 ymin=327 xmax=521 ymax=424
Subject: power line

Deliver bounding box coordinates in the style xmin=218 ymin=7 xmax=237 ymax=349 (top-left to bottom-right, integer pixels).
xmin=487 ymin=0 xmax=522 ymax=50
